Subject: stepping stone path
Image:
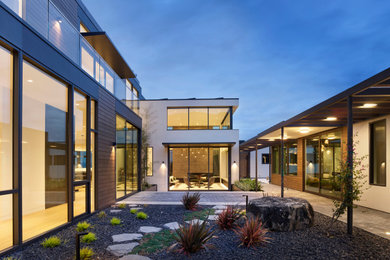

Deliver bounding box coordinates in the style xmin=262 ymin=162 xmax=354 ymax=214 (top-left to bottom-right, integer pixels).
xmin=212 ymin=205 xmax=228 ymax=210
xmin=119 ymin=255 xmax=151 ymax=260
xmin=106 ymin=242 xmax=139 ymax=257
xmin=138 ymin=226 xmax=162 ymax=233
xmin=215 ymin=209 xmax=224 ymax=214
xmin=185 ymin=219 xmax=205 ymax=225
xmin=112 ymin=233 xmax=143 ymax=243
xmin=110 ymin=209 xmax=122 ymax=214
xmin=130 ymin=207 xmax=143 ymax=211
xmin=126 ymin=204 xmax=139 ymax=207
xmin=163 ymin=222 xmax=180 ymax=230
xmin=208 ymin=215 xmax=218 ymax=221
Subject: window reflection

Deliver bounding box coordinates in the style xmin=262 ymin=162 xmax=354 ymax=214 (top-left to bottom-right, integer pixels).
xmin=189 ymin=108 xmax=208 ymax=130
xmin=167 ymin=108 xmax=188 ymax=130
xmin=74 ymin=92 xmax=87 ymax=181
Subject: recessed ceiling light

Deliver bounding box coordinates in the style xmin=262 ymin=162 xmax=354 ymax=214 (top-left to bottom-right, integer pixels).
xmin=386 ymin=231 xmax=390 ymax=236
xmin=27 ymin=79 xmax=33 ymax=83
xmin=299 ymin=127 xmax=310 ymax=134
xmin=360 ymin=103 xmax=377 ymax=108
xmin=324 ymin=117 xmax=337 ymax=121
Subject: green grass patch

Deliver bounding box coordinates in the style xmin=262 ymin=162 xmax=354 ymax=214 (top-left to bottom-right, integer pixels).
xmin=136 ymin=211 xmax=148 ymax=219
xmin=184 ymin=208 xmax=215 ymax=221
xmin=81 ymin=232 xmax=97 ymax=243
xmin=41 ymin=236 xmax=61 ymax=248
xmin=130 ymin=208 xmax=138 ymax=214
xmin=110 ymin=217 xmax=121 ymax=226
xmin=118 ymin=203 xmax=126 ymax=209
xmin=132 ymin=229 xmax=176 ymax=254
xmin=97 ymin=211 xmax=107 ymax=218
xmin=79 ymin=247 xmax=94 ymax=260
xmin=76 ymin=221 xmax=91 ymax=232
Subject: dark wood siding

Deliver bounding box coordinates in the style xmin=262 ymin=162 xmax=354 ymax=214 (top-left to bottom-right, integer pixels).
xmin=96 ymin=88 xmax=116 ymax=209
xmin=239 ymin=151 xmax=250 ymax=179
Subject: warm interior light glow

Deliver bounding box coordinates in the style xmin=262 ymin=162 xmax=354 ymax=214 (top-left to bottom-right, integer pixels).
xmin=361 ymin=103 xmax=377 ymax=108
xmin=27 ymin=79 xmax=33 ymax=83
xmin=299 ymin=127 xmax=310 ymax=134
xmin=324 ymin=117 xmax=337 ymax=121
xmin=386 ymin=232 xmax=390 ymax=235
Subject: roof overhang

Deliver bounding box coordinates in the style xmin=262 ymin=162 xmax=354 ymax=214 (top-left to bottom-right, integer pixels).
xmin=163 ymin=142 xmax=236 ymax=147
xmin=240 ymin=67 xmax=390 ymax=152
xmin=82 ymin=32 xmax=136 ymax=78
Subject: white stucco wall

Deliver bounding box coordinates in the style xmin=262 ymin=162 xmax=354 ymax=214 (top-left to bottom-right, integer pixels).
xmin=354 ymin=115 xmax=390 ymax=213
xmin=140 ymin=99 xmax=239 ymax=191
xmin=249 ymin=147 xmax=270 ymax=179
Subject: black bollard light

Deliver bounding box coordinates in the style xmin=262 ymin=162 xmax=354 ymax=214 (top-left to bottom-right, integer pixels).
xmin=242 ymin=195 xmax=249 ymax=212
xmin=76 ymin=232 xmax=88 ymax=260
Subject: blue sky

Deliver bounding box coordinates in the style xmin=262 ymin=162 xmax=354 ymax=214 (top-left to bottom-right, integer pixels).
xmin=83 ymin=0 xmax=390 ymax=140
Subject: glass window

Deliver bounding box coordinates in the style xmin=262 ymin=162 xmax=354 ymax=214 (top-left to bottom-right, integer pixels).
xmin=305 ymin=138 xmax=320 ymax=192
xmin=74 ymin=92 xmax=87 ymax=181
xmin=370 ymin=120 xmax=386 ymax=186
xmin=189 ymin=108 xmax=208 ymax=130
xmin=169 ymin=148 xmax=188 ymax=190
xmin=2 ymin=0 xmax=23 ymax=17
xmin=126 ymin=122 xmax=136 ymax=194
xmin=90 ymin=132 xmax=95 ymax=212
xmin=116 ymin=115 xmax=126 ymax=198
xmin=271 ymin=146 xmax=280 ymax=174
xmin=0 ymin=45 xmax=12 ymax=191
xmin=262 ymin=154 xmax=270 ymax=164
xmin=91 ymin=100 xmax=96 ymax=130
xmin=288 ymin=143 xmax=297 ymax=175
xmin=0 ymin=195 xmax=12 ymax=251
xmin=81 ymin=47 xmax=94 ymax=77
xmin=147 ymin=147 xmax=153 ymax=176
xmin=22 ymin=60 xmax=68 ymax=241
xmin=106 ymin=71 xmax=114 ymax=93
xmin=74 ymin=185 xmax=86 ymax=217
xmin=209 ymin=147 xmax=229 ymax=190
xmin=167 ymin=108 xmax=188 ymax=130
xmin=80 ymin=23 xmax=88 ymax=33
xmin=209 ymin=108 xmax=231 ymax=129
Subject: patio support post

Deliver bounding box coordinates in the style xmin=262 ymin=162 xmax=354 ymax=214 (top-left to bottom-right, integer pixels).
xmin=255 ymin=142 xmax=258 ymax=192
xmin=281 ymin=127 xmax=284 ymax=198
xmin=347 ymin=96 xmax=353 ymax=235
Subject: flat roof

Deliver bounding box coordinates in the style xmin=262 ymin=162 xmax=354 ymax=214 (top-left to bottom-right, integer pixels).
xmin=241 ymin=66 xmax=390 ymax=151
xmin=163 ymin=142 xmax=236 ymax=147
xmin=140 ymin=98 xmax=239 ymax=101
xmin=82 ymin=32 xmax=136 ymax=78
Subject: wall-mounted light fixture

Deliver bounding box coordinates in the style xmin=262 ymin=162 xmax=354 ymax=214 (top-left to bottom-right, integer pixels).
xmin=57 ymin=17 xmax=63 ymax=24
xmin=162 ymin=161 xmax=165 ymax=164
xmin=112 ymin=142 xmax=116 ymax=146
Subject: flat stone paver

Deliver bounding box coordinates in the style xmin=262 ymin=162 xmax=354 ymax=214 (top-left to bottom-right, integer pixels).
xmin=212 ymin=205 xmax=228 ymax=210
xmin=163 ymin=222 xmax=180 ymax=230
xmin=106 ymin=242 xmax=139 ymax=257
xmin=185 ymin=219 xmax=205 ymax=225
xmin=208 ymin=215 xmax=218 ymax=221
xmin=112 ymin=233 xmax=143 ymax=243
xmin=130 ymin=207 xmax=142 ymax=211
xmin=215 ymin=209 xmax=224 ymax=214
xmin=119 ymin=255 xmax=151 ymax=260
xmin=138 ymin=226 xmax=162 ymax=233
xmin=110 ymin=210 xmax=122 ymax=213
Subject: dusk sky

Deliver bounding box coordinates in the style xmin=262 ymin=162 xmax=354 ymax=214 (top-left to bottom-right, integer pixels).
xmin=83 ymin=0 xmax=390 ymax=140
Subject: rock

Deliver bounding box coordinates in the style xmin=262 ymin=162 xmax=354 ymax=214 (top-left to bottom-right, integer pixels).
xmin=212 ymin=205 xmax=227 ymax=210
xmin=208 ymin=215 xmax=218 ymax=221
xmin=163 ymin=222 xmax=180 ymax=230
xmin=248 ymin=197 xmax=314 ymax=232
xmin=138 ymin=226 xmax=162 ymax=233
xmin=112 ymin=233 xmax=143 ymax=243
xmin=130 ymin=207 xmax=143 ymax=211
xmin=126 ymin=204 xmax=139 ymax=207
xmin=110 ymin=210 xmax=122 ymax=213
xmin=185 ymin=219 xmax=205 ymax=225
xmin=119 ymin=255 xmax=151 ymax=260
xmin=215 ymin=209 xmax=224 ymax=214
xmin=106 ymin=242 xmax=139 ymax=257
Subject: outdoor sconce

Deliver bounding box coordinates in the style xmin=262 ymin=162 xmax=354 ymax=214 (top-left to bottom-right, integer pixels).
xmin=112 ymin=142 xmax=116 ymax=146
xmin=162 ymin=161 xmax=165 ymax=165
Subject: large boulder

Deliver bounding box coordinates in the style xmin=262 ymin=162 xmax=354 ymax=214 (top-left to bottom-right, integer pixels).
xmin=247 ymin=197 xmax=314 ymax=232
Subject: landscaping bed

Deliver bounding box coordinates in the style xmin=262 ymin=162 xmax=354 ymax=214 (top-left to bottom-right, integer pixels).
xmin=5 ymin=204 xmax=390 ymax=260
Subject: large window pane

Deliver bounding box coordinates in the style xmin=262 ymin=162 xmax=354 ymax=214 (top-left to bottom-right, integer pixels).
xmin=271 ymin=146 xmax=280 ymax=174
xmin=91 ymin=132 xmax=95 ymax=212
xmin=147 ymin=147 xmax=153 ymax=176
xmin=74 ymin=92 xmax=87 ymax=181
xmin=209 ymin=108 xmax=231 ymax=130
xmin=74 ymin=185 xmax=86 ymax=217
xmin=22 ymin=61 xmax=68 ymax=241
xmin=305 ymin=138 xmax=320 ymax=192
xmin=288 ymin=143 xmax=297 ymax=175
xmin=209 ymin=147 xmax=229 ymax=190
xmin=167 ymin=108 xmax=188 ymax=130
xmin=126 ymin=122 xmax=134 ymax=194
xmin=0 ymin=46 xmax=12 ymax=191
xmin=189 ymin=108 xmax=208 ymax=130
xmin=189 ymin=147 xmax=208 ymax=189
xmin=116 ymin=115 xmax=126 ymax=198
xmin=370 ymin=120 xmax=386 ymax=186
xmin=0 ymin=194 xmax=12 ymax=251
xmin=169 ymin=148 xmax=188 ymax=190
xmin=131 ymin=125 xmax=138 ymax=193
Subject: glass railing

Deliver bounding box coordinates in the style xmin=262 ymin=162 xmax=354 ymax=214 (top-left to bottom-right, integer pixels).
xmin=1 ymin=0 xmax=140 ymax=114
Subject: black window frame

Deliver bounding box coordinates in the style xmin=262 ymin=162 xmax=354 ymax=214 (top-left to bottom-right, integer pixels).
xmin=369 ymin=119 xmax=387 ymax=186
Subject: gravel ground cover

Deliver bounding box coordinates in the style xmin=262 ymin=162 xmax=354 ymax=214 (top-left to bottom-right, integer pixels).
xmin=4 ymin=204 xmax=390 ymax=260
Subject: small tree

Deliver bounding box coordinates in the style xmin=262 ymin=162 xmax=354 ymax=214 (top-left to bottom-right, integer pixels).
xmin=329 ymin=138 xmax=368 ymax=230
xmin=140 ymin=107 xmax=152 ymax=190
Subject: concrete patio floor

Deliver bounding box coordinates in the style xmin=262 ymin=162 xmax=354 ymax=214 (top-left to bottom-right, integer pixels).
xmin=120 ymin=183 xmax=390 ymax=240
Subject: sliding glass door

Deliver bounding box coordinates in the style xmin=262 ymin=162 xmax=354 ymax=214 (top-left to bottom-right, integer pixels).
xmin=168 ymin=146 xmax=229 ymax=191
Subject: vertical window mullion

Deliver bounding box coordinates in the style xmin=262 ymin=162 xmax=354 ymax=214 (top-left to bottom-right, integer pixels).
xmin=68 ymin=86 xmax=74 ymax=221
xmin=86 ymin=97 xmax=91 ymax=213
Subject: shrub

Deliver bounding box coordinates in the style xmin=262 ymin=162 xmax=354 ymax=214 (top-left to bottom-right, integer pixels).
xmin=81 ymin=232 xmax=97 ymax=243
xmin=110 ymin=217 xmax=121 ymax=226
xmin=181 ymin=192 xmax=201 ymax=210
xmin=79 ymin=247 xmax=94 ymax=260
xmin=76 ymin=221 xmax=91 ymax=232
xmin=234 ymin=216 xmax=269 ymax=248
xmin=118 ymin=203 xmax=126 ymax=209
xmin=98 ymin=211 xmax=107 ymax=218
xmin=171 ymin=219 xmax=215 ymax=255
xmin=130 ymin=208 xmax=138 ymax=214
xmin=136 ymin=211 xmax=148 ymax=220
xmin=216 ymin=206 xmax=242 ymax=230
xmin=234 ymin=178 xmax=263 ymax=191
xmin=41 ymin=236 xmax=61 ymax=248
